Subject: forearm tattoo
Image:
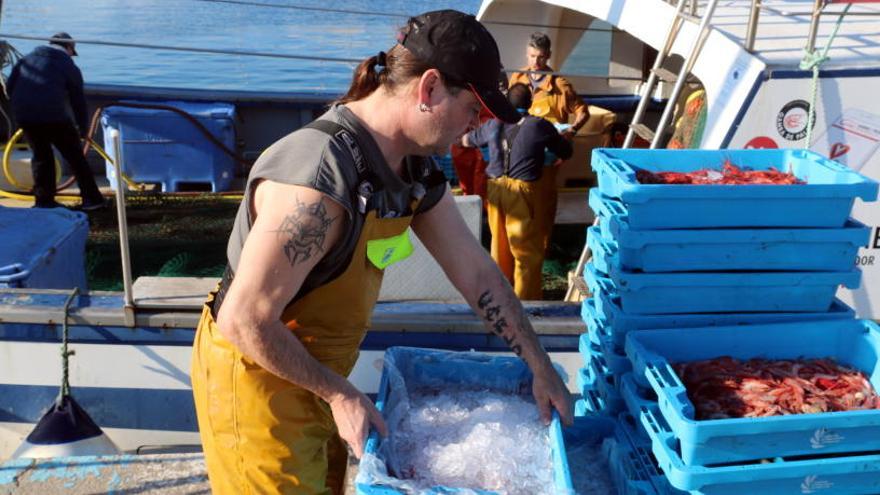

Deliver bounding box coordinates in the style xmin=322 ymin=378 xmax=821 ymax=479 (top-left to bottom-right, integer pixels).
xmin=274 ymin=196 xmax=338 ymax=267
xmin=478 ymin=289 xmax=523 ymax=356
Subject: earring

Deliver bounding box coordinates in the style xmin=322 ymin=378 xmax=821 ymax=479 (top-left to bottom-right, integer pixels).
xmin=419 ymin=103 xmax=430 ymax=112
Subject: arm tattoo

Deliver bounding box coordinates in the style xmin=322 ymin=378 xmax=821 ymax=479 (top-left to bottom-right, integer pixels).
xmin=478 ymin=289 xmax=523 ymax=356
xmin=274 ymin=196 xmax=338 ymax=267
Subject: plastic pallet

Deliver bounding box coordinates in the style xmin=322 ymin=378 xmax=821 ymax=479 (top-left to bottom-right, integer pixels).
xmin=626 ymin=320 xmax=880 ymax=465
xmin=591 ymin=148 xmax=878 ymax=229
xmin=587 ymin=262 xmax=861 ymax=314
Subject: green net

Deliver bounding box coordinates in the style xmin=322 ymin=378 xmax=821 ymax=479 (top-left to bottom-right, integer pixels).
xmin=85 ymin=193 xmax=239 ymax=291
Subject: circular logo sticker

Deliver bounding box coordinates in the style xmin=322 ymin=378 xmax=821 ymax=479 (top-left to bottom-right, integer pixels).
xmin=776 ymin=100 xmax=814 ymax=141
xmin=744 ymin=136 xmax=778 ymax=149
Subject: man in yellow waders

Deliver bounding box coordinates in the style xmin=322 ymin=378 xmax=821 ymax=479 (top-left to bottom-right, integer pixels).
xmin=190 ymin=10 xmax=573 ymax=495
xmin=509 ymin=32 xmax=591 ymax=250
xmin=462 ymin=84 xmax=573 ymax=300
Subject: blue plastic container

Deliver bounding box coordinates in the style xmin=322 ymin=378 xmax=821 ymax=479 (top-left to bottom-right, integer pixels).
xmin=591 ymin=148 xmax=878 ymax=229
xmin=580 ymin=327 xmax=632 ymax=377
xmin=589 ymin=187 xmax=623 ymax=240
xmin=641 ymin=405 xmax=880 ymax=495
xmin=558 ymin=415 xmax=685 ymax=495
xmin=575 ymin=388 xmax=606 ymax=417
xmin=620 ymin=372 xmax=660 ymax=429
xmin=612 ymin=413 xmax=687 ymax=495
xmin=626 ymin=320 xmax=880 ymax=465
xmin=0 ymin=207 xmax=88 ymax=290
xmin=588 ymin=196 xmax=869 ymax=272
xmin=588 ymin=262 xmax=860 ymax=314
xmin=357 ymin=347 xmax=552 ymax=494
xmin=101 ymin=101 xmax=236 ymax=192
xmin=583 ymin=275 xmax=854 ymax=348
xmin=553 ymin=416 xmax=618 ymax=494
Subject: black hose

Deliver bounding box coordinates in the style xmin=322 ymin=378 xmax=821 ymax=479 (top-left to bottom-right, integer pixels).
xmin=81 ymin=101 xmax=252 ymax=187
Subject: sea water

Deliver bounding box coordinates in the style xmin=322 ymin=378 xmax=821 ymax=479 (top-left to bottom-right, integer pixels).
xmin=1 ymin=0 xmax=609 ymax=93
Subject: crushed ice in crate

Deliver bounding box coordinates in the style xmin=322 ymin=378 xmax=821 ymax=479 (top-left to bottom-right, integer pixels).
xmin=568 ymin=438 xmax=615 ymax=494
xmin=389 ymin=389 xmax=554 ymax=494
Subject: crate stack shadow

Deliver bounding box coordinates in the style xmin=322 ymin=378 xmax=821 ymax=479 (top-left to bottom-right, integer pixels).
xmin=578 ymin=148 xmax=880 ymax=494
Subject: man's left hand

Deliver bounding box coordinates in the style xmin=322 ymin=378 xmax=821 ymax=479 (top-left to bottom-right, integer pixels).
xmin=560 ymin=128 xmax=577 ymax=141
xmin=531 ymin=361 xmax=573 ymax=427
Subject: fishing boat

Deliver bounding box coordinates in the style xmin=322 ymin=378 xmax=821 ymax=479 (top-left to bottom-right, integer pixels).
xmin=2 ymin=0 xmax=879 ymax=473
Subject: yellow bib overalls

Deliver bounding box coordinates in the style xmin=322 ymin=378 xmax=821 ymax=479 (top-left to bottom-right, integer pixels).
xmin=191 ymin=123 xmax=421 ymax=494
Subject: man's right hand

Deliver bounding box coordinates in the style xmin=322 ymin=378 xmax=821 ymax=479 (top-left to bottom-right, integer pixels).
xmin=327 ymin=385 xmax=388 ymax=458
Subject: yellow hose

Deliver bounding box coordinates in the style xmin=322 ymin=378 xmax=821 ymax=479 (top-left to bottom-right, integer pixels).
xmin=3 ymin=129 xmax=63 ymax=192
xmin=0 ymin=129 xmax=146 ymax=203
xmin=85 ymin=138 xmax=145 ymax=192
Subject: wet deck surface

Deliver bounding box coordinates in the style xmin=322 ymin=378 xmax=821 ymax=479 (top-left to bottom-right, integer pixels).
xmin=2 ymin=452 xmax=361 ymax=494
xmin=1 ymin=453 xmax=210 ymax=494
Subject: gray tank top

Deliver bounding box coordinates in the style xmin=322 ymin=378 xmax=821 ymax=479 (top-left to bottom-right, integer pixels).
xmin=226 ymin=104 xmax=447 ymax=298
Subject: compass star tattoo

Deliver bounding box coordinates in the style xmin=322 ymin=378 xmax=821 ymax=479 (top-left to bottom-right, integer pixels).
xmin=275 ymin=196 xmax=338 ymax=267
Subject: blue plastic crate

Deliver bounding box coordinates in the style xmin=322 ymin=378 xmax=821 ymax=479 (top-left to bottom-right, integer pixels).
xmin=553 ymin=415 xmax=619 ymax=495
xmin=357 ymin=347 xmax=553 ymax=494
xmin=578 ymin=332 xmax=600 ymax=363
xmin=612 ymin=413 xmax=688 ymax=495
xmin=585 ymin=357 xmax=626 ymax=415
xmin=589 ymin=262 xmax=860 ymax=314
xmin=641 ymin=404 xmax=880 ymax=495
xmin=101 ymin=101 xmax=236 ymax=192
xmin=575 ymin=388 xmax=606 ymax=417
xmin=559 ymin=415 xmax=666 ymax=495
xmin=0 ymin=207 xmax=88 ymax=290
xmin=590 ymin=195 xmax=869 ymax=272
xmin=626 ymin=320 xmax=880 ymax=465
xmin=588 ymin=187 xmax=623 ymax=240
xmin=584 ymin=277 xmax=854 ymax=348
xmin=586 ymin=226 xmax=612 ymax=274
xmin=581 ymin=320 xmax=633 ymax=377
xmin=620 ymin=372 xmax=660 ymax=430
xmin=591 ymin=148 xmax=878 ymax=229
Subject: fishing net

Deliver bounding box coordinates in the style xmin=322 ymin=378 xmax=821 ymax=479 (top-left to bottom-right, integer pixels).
xmin=85 ymin=193 xmax=238 ymax=291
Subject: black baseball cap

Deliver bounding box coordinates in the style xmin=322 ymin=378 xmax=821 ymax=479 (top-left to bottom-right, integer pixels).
xmin=398 ymin=10 xmax=519 ymax=124
xmin=50 ymin=32 xmax=77 ymax=56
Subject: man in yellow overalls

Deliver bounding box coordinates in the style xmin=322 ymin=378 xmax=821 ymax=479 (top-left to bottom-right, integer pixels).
xmin=508 ymin=32 xmax=591 ymax=250
xmin=190 ymin=10 xmax=573 ymax=495
xmin=462 ymin=84 xmax=573 ymax=300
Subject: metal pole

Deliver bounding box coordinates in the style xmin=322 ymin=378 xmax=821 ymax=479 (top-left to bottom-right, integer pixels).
xmin=109 ymin=129 xmax=135 ymax=326
xmin=745 ymin=0 xmax=762 ymax=52
xmin=650 ymin=0 xmax=720 ymax=148
xmin=623 ymin=0 xmax=690 ymax=148
xmin=806 ymin=0 xmax=826 ymax=53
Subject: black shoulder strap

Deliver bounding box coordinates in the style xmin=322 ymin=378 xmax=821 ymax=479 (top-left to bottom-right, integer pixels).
xmin=303 ymin=119 xmax=380 ymax=214
xmin=501 ymin=120 xmax=525 ymax=177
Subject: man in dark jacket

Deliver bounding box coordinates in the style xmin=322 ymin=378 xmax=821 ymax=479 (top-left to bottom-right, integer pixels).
xmin=7 ymin=32 xmax=104 ymax=209
xmin=462 ymin=83 xmax=573 ymax=299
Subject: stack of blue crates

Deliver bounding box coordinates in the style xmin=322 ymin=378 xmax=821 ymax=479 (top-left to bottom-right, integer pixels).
xmin=579 ymin=148 xmax=880 ymax=494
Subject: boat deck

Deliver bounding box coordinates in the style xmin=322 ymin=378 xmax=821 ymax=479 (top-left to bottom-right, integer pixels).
xmin=0 ymin=450 xmax=365 ymax=494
